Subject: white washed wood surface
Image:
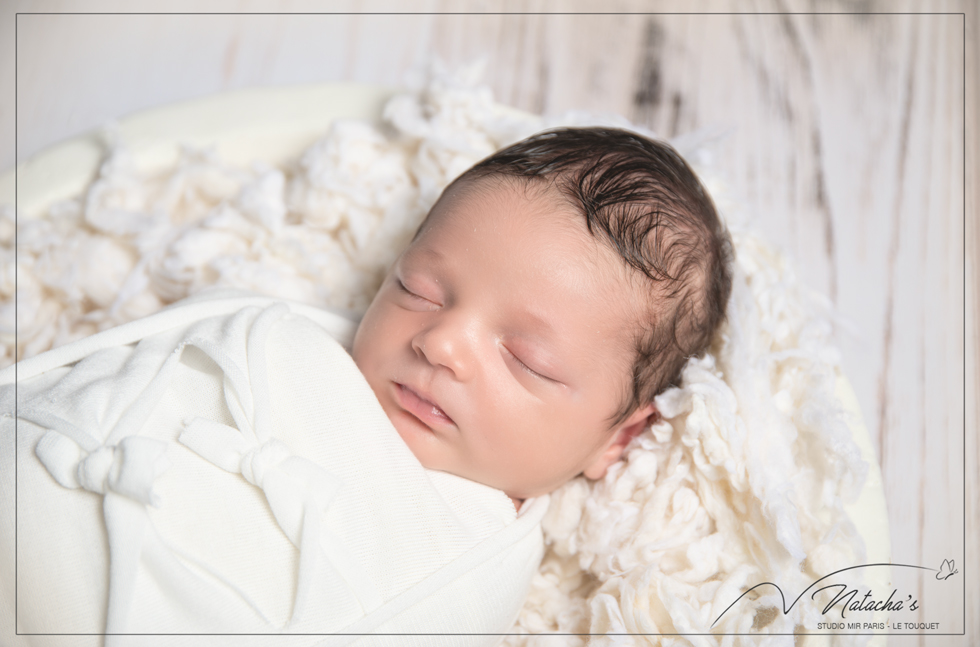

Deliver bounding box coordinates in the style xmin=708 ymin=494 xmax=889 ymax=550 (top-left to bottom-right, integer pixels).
xmin=2 ymin=0 xmax=976 ymax=642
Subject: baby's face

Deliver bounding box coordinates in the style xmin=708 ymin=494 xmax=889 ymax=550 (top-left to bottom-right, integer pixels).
xmin=352 ymin=177 xmax=654 ymax=500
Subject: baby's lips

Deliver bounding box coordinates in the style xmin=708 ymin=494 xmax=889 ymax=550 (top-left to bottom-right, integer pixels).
xmin=396 ymin=382 xmax=456 ymax=427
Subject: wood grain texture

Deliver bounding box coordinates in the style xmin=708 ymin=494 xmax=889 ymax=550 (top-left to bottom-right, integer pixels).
xmin=3 ymin=0 xmax=976 ymax=640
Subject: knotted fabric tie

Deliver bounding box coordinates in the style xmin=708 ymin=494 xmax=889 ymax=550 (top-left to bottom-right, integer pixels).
xmin=36 ymin=431 xmax=170 ymax=506
xmin=34 ymin=431 xmax=172 ymax=641
xmin=240 ymin=438 xmax=292 ymax=489
xmin=181 ymin=419 xmax=338 ymax=543
xmin=179 ymin=417 xmax=382 ymax=625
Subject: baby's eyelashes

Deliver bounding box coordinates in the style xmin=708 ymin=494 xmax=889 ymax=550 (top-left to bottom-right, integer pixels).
xmin=395 ymin=278 xmax=440 ymax=310
xmin=503 ymin=345 xmax=559 ymax=384
xmin=395 ymin=277 xmax=414 ymax=296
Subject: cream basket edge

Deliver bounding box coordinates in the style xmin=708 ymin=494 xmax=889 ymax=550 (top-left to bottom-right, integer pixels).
xmin=0 ymin=83 xmax=892 ymax=645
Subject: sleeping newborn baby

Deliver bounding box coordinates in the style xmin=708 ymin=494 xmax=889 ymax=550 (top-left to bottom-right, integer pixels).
xmin=0 ymin=127 xmax=732 ymax=645
xmin=353 ymin=126 xmax=733 ymax=507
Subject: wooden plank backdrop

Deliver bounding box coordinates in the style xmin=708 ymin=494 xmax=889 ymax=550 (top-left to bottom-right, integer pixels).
xmin=3 ymin=0 xmax=977 ymax=642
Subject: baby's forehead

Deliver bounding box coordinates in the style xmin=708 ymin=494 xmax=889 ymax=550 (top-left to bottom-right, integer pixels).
xmin=414 ymin=175 xmax=651 ymax=353
xmin=421 ymin=181 xmax=575 ymax=270
xmin=428 ymin=176 xmax=594 ymax=252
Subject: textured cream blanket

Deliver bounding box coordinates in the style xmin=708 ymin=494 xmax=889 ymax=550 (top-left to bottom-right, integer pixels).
xmin=0 ymin=290 xmax=548 ymax=646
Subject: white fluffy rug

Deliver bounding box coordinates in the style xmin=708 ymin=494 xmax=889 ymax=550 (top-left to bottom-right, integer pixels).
xmin=2 ymin=67 xmax=869 ymax=646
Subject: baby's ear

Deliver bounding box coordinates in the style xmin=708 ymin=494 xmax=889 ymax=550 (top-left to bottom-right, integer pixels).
xmin=582 ymin=403 xmax=657 ymax=480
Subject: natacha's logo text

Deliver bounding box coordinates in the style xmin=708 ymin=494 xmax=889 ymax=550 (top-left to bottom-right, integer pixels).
xmin=711 ymin=560 xmax=957 ymax=629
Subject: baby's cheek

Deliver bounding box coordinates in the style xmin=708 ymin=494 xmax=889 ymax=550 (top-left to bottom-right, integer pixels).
xmin=351 ymin=336 xmax=384 ymax=393
xmin=352 ymin=313 xmax=390 ymax=369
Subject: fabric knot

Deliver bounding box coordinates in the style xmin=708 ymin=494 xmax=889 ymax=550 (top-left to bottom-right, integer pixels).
xmin=77 ymin=445 xmax=115 ymax=495
xmin=240 ymin=439 xmax=291 ymax=488
xmin=36 ymin=431 xmax=170 ymax=506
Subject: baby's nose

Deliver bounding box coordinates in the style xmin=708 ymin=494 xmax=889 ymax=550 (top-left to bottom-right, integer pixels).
xmin=411 ymin=314 xmax=476 ymax=381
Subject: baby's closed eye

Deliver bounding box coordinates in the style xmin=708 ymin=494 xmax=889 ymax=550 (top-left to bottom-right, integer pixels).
xmin=502 ymin=345 xmax=558 ymax=383
xmin=395 ymin=278 xmax=440 ymax=310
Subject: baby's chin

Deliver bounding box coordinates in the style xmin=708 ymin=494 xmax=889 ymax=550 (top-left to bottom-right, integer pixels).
xmin=385 ymin=406 xmax=449 ymax=465
xmin=388 ymin=416 xmax=519 ymax=498
xmin=381 ymin=402 xmax=562 ymax=503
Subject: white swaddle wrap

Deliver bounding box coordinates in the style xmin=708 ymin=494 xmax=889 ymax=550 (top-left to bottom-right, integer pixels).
xmin=0 ymin=290 xmax=548 ymax=646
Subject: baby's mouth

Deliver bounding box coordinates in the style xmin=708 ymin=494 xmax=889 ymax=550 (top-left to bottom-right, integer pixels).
xmin=395 ymin=383 xmax=455 ymax=427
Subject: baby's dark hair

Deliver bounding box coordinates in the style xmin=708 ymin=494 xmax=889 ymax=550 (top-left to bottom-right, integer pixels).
xmin=445 ymin=127 xmax=734 ymax=424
